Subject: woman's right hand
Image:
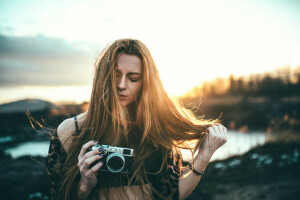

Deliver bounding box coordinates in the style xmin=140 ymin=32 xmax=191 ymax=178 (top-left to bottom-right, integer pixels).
xmin=77 ymin=140 xmax=104 ymax=192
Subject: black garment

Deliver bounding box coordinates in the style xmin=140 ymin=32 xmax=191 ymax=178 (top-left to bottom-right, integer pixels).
xmin=45 ymin=117 xmax=183 ymax=199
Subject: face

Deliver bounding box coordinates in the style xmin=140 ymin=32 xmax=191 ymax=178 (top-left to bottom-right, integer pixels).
xmin=116 ymin=53 xmax=143 ymax=107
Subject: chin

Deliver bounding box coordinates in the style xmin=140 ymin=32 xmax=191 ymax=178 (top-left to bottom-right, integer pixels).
xmin=120 ymin=101 xmax=130 ymax=107
xmin=120 ymin=103 xmax=127 ymax=107
xmin=119 ymin=99 xmax=136 ymax=108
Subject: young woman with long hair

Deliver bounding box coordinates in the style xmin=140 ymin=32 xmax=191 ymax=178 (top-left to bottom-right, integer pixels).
xmin=46 ymin=39 xmax=228 ymax=200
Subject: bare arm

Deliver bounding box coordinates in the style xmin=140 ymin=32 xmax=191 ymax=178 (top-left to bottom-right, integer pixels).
xmin=55 ymin=117 xmax=102 ymax=200
xmin=77 ymin=180 xmax=93 ymax=200
xmin=178 ymin=151 xmax=213 ymax=200
xmin=179 ymin=124 xmax=228 ymax=200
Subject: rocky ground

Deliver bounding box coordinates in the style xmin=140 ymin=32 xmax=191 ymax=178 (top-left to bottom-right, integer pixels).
xmin=187 ymin=141 xmax=300 ymax=200
xmin=0 ymin=151 xmax=50 ymax=200
xmin=0 ymin=141 xmax=299 ymax=200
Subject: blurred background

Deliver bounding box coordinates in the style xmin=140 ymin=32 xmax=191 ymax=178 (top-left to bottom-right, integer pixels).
xmin=0 ymin=0 xmax=299 ymax=199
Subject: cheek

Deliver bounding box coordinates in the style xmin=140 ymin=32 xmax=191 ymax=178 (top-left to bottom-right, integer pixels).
xmin=133 ymin=82 xmax=142 ymax=96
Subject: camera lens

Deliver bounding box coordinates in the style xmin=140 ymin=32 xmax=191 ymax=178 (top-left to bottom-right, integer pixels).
xmin=106 ymin=153 xmax=125 ymax=173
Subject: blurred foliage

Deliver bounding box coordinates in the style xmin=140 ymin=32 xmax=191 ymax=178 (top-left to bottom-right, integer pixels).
xmin=181 ymin=65 xmax=300 ymax=136
xmin=184 ymin=65 xmax=300 ymax=98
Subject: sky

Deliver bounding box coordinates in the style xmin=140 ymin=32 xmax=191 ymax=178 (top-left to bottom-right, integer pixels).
xmin=0 ymin=0 xmax=300 ymax=104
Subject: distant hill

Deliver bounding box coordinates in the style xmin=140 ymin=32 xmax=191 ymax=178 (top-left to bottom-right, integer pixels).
xmin=0 ymin=99 xmax=57 ymax=114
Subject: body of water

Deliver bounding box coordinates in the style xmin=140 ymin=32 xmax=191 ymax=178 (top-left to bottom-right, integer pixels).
xmin=4 ymin=130 xmax=267 ymax=161
xmin=180 ymin=130 xmax=266 ymax=161
xmin=5 ymin=141 xmax=50 ymax=158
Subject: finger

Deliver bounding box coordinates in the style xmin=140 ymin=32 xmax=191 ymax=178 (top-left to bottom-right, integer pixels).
xmin=208 ymin=127 xmax=215 ymax=136
xmin=212 ymin=126 xmax=220 ymax=135
xmin=215 ymin=123 xmax=224 ymax=135
xmin=78 ymin=147 xmax=104 ymax=167
xmin=81 ymin=153 xmax=104 ymax=172
xmin=218 ymin=125 xmax=228 ymax=143
xmin=222 ymin=126 xmax=228 ymax=138
xmin=216 ymin=125 xmax=225 ymax=138
xmin=88 ymin=161 xmax=104 ymax=175
xmin=78 ymin=140 xmax=98 ymax=161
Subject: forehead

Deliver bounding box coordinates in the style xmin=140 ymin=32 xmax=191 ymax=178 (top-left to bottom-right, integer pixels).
xmin=116 ymin=54 xmax=142 ymax=73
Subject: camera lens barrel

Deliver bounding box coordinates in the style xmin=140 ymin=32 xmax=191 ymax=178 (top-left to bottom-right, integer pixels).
xmin=106 ymin=153 xmax=125 ymax=173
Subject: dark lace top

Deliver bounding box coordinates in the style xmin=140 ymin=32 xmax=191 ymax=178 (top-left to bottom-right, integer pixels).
xmin=45 ymin=117 xmax=183 ymax=200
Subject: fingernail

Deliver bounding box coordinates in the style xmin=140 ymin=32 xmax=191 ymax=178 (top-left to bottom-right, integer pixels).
xmin=98 ymin=148 xmax=104 ymax=152
xmin=93 ymin=140 xmax=98 ymax=143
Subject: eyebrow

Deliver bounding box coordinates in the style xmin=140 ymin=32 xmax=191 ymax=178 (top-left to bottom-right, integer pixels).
xmin=116 ymin=69 xmax=142 ymax=76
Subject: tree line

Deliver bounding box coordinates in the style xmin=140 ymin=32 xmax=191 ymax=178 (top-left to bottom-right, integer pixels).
xmin=184 ymin=65 xmax=300 ymax=98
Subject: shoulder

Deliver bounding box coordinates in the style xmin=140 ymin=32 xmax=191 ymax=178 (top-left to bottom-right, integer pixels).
xmin=57 ymin=112 xmax=87 ymax=154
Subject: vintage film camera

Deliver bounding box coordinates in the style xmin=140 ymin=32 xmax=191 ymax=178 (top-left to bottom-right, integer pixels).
xmin=89 ymin=144 xmax=134 ymax=173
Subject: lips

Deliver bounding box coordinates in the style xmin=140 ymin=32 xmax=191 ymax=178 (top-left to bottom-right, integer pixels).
xmin=118 ymin=93 xmax=128 ymax=97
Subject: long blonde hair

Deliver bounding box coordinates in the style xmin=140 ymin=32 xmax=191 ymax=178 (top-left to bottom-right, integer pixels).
xmin=57 ymin=39 xmax=217 ymax=199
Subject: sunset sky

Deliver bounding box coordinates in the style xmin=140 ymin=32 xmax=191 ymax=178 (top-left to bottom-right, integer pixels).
xmin=0 ymin=0 xmax=300 ymax=104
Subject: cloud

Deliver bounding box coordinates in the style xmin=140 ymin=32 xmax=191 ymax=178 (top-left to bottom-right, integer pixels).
xmin=0 ymin=34 xmax=98 ymax=86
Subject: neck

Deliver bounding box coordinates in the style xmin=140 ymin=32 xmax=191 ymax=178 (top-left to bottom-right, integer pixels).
xmin=127 ymin=103 xmax=137 ymax=123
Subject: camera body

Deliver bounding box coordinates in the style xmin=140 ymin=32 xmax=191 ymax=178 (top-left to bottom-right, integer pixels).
xmin=89 ymin=144 xmax=134 ymax=173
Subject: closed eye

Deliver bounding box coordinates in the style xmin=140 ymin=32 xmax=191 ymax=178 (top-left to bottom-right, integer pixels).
xmin=129 ymin=78 xmax=141 ymax=82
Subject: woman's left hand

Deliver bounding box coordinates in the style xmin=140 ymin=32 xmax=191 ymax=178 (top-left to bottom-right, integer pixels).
xmin=196 ymin=123 xmax=228 ymax=160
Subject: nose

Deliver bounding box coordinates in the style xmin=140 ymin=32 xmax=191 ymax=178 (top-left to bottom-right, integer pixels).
xmin=117 ymin=76 xmax=127 ymax=90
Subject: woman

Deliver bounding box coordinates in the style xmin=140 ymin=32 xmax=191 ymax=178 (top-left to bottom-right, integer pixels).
xmin=46 ymin=39 xmax=228 ymax=200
